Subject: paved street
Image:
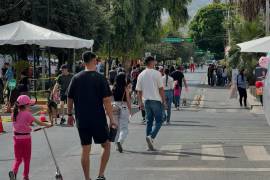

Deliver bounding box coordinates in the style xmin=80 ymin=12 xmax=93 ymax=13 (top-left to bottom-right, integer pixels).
xmin=1 ymin=69 xmax=270 ymax=180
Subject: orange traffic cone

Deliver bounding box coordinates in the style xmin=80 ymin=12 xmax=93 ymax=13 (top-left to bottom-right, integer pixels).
xmin=0 ymin=116 xmax=6 ymax=133
xmin=39 ymin=111 xmax=47 ymax=122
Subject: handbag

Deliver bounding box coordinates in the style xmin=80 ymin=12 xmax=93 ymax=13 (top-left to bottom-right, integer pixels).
xmin=112 ymin=89 xmax=126 ymax=116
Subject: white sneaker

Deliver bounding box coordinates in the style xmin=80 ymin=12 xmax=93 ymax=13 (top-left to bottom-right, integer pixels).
xmin=146 ymin=136 xmax=154 ymax=151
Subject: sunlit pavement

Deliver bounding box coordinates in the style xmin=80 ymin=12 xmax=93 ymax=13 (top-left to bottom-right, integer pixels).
xmin=1 ymin=69 xmax=269 ymax=180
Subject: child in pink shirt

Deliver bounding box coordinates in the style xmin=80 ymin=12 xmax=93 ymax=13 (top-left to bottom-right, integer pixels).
xmin=9 ymin=95 xmax=51 ymax=180
xmin=174 ymin=81 xmax=182 ymax=110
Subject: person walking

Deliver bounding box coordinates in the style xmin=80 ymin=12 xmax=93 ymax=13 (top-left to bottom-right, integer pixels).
xmin=53 ymin=64 xmax=73 ymax=125
xmin=222 ymin=66 xmax=228 ymax=86
xmin=67 ymin=51 xmax=117 ymax=180
xmin=136 ymin=56 xmax=166 ymax=151
xmin=112 ymin=73 xmax=132 ymax=153
xmin=17 ymin=71 xmax=29 ymax=96
xmin=171 ymin=66 xmax=188 ymax=110
xmin=162 ymin=69 xmax=174 ymax=124
xmin=9 ymin=95 xmax=51 ymax=180
xmin=237 ymin=69 xmax=248 ymax=108
xmin=108 ymin=67 xmax=117 ymax=85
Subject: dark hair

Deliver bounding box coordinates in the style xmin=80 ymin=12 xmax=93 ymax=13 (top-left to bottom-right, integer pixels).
xmin=82 ymin=51 xmax=97 ymax=63
xmin=169 ymin=66 xmax=175 ymax=74
xmin=47 ymin=100 xmax=58 ymax=114
xmin=13 ymin=102 xmax=26 ymax=122
xmin=145 ymin=56 xmax=155 ymax=65
xmin=165 ymin=68 xmax=170 ymax=86
xmin=61 ymin=64 xmax=68 ymax=70
xmin=240 ymin=68 xmax=245 ymax=81
xmin=113 ymin=73 xmax=127 ymax=100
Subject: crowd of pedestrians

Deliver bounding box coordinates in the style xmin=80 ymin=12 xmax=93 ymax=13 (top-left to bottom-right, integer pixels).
xmin=207 ymin=64 xmax=228 ymax=87
xmin=7 ymin=52 xmax=192 ymax=180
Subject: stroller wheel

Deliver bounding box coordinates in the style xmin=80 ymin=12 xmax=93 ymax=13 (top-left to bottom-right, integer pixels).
xmin=55 ymin=173 xmax=63 ymax=180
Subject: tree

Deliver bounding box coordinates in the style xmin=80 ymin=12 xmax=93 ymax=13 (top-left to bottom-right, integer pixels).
xmin=189 ymin=3 xmax=226 ymax=60
xmin=111 ymin=0 xmax=191 ymax=59
xmin=227 ymin=16 xmax=264 ymax=82
xmin=229 ymin=0 xmax=265 ymax=21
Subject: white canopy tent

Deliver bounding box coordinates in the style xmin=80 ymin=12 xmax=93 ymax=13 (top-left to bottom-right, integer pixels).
xmin=237 ymin=36 xmax=270 ymax=53
xmin=0 ymin=21 xmax=94 ymax=49
xmin=237 ymin=37 xmax=270 ymax=126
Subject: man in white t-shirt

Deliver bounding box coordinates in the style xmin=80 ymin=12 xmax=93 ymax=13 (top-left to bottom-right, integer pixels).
xmin=136 ymin=56 xmax=166 ymax=151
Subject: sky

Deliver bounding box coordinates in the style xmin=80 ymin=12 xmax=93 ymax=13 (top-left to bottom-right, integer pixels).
xmin=161 ymin=0 xmax=213 ymax=23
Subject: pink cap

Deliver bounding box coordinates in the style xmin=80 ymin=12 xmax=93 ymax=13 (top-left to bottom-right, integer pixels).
xmin=17 ymin=95 xmax=35 ymax=106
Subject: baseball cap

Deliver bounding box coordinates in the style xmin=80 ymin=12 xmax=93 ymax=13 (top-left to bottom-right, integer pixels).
xmin=17 ymin=95 xmax=35 ymax=106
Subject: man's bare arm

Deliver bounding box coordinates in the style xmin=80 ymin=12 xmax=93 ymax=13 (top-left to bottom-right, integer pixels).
xmin=67 ymin=98 xmax=74 ymax=114
xmin=159 ymin=87 xmax=166 ymax=105
xmin=183 ymin=78 xmax=188 ymax=88
xmin=137 ymin=91 xmax=144 ymax=109
xmin=103 ymin=96 xmax=117 ymax=127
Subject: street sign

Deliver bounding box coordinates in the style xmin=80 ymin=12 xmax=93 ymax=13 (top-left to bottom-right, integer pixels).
xmin=161 ymin=37 xmax=193 ymax=43
xmin=184 ymin=38 xmax=193 ymax=43
xmin=195 ymin=50 xmax=204 ymax=55
xmin=161 ymin=38 xmax=183 ymax=43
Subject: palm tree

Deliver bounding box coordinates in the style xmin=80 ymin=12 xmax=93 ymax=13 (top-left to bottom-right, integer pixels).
xmin=229 ymin=0 xmax=265 ymax=21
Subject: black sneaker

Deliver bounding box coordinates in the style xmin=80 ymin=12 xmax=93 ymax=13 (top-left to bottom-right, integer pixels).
xmin=96 ymin=176 xmax=106 ymax=180
xmin=9 ymin=171 xmax=16 ymax=180
xmin=117 ymin=142 xmax=123 ymax=153
xmin=60 ymin=118 xmax=66 ymax=125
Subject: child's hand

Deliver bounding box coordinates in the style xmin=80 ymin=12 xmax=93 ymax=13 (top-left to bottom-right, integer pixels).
xmin=46 ymin=123 xmax=53 ymax=128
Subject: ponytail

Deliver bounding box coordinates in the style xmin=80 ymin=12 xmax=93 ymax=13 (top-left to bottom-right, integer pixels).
xmin=166 ymin=74 xmax=168 ymax=86
xmin=13 ymin=102 xmax=19 ymax=122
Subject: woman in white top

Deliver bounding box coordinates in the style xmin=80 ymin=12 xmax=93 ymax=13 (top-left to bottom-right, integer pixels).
xmin=162 ymin=68 xmax=174 ymax=124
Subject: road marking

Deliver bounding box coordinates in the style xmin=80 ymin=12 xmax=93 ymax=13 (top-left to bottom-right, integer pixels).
xmin=134 ymin=167 xmax=270 ymax=172
xmin=243 ymin=146 xmax=270 ymax=161
xmin=201 ymin=144 xmax=225 ymax=160
xmin=205 ymin=109 xmax=217 ymax=113
xmin=155 ymin=145 xmax=182 ymax=160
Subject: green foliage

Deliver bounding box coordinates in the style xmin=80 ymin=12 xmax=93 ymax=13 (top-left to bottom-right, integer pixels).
xmin=0 ymin=0 xmax=191 ymax=61
xmin=227 ymin=16 xmax=265 ymax=83
xmin=189 ymin=3 xmax=226 ymax=60
xmin=13 ymin=60 xmax=30 ymax=80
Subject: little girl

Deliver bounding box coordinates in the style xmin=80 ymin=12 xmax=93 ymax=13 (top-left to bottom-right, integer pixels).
xmin=9 ymin=95 xmax=51 ymax=180
xmin=174 ymin=81 xmax=181 ymax=110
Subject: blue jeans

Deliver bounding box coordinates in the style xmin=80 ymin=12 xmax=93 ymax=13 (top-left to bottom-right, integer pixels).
xmin=165 ymin=90 xmax=173 ymax=122
xmin=144 ymin=100 xmax=163 ymax=139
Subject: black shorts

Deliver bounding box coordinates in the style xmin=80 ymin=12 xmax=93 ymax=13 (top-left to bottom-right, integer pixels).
xmin=77 ymin=126 xmax=109 ymax=145
xmin=60 ymin=94 xmax=67 ymax=102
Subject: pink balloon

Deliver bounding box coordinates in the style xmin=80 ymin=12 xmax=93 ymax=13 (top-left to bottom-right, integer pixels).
xmin=259 ymin=56 xmax=270 ymax=68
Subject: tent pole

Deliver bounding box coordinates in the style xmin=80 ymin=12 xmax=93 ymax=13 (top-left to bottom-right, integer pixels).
xmin=32 ymin=46 xmax=37 ymax=96
xmin=48 ymin=47 xmax=51 ymax=88
xmin=73 ymin=49 xmax=76 ymax=73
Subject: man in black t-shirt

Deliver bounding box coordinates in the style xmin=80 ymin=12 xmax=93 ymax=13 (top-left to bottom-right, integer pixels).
xmin=171 ymin=66 xmax=188 ymax=108
xmin=67 ymin=51 xmax=117 ymax=180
